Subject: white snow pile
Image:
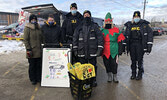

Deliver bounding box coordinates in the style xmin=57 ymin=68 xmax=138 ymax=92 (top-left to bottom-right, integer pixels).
xmin=0 ymin=40 xmax=25 ymax=54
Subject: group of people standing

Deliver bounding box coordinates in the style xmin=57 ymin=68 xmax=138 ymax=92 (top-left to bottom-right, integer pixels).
xmin=23 ymin=3 xmax=153 ymax=86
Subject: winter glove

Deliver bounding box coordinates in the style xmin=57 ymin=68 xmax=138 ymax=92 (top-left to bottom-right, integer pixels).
xmin=147 ymin=44 xmax=152 ymax=53
xmin=27 ymin=50 xmax=33 ymax=58
xmin=97 ymin=47 xmax=103 ymax=57
xmin=147 ymin=47 xmax=152 ymax=53
xmin=118 ymin=42 xmax=123 ymax=55
xmin=74 ymin=51 xmax=78 ymax=57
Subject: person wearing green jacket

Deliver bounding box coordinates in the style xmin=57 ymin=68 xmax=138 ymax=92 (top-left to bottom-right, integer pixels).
xmin=24 ymin=14 xmax=44 ymax=85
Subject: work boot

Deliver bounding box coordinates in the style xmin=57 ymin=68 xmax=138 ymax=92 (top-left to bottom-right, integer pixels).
xmin=136 ymin=72 xmax=143 ymax=80
xmin=31 ymin=81 xmax=37 ymax=85
xmin=130 ymin=73 xmax=136 ymax=80
xmin=107 ymin=72 xmax=112 ymax=82
xmin=113 ymin=74 xmax=119 ymax=83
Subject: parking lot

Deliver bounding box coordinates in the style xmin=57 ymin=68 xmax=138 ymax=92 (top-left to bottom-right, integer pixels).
xmin=0 ymin=35 xmax=167 ymax=100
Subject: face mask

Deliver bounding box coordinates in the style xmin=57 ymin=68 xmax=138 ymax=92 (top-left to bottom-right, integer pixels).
xmin=48 ymin=21 xmax=54 ymax=26
xmin=134 ymin=18 xmax=140 ymax=23
xmin=71 ymin=10 xmax=77 ymax=15
xmin=105 ymin=24 xmax=111 ymax=29
xmin=31 ymin=21 xmax=37 ymax=24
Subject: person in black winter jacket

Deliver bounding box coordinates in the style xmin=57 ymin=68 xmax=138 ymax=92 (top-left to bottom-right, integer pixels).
xmin=42 ymin=14 xmax=62 ymax=47
xmin=73 ymin=10 xmax=104 ymax=87
xmin=123 ymin=11 xmax=153 ymax=80
xmin=62 ymin=3 xmax=83 ymax=64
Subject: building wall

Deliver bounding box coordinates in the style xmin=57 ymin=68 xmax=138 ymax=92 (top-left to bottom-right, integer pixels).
xmin=0 ymin=12 xmax=19 ymax=26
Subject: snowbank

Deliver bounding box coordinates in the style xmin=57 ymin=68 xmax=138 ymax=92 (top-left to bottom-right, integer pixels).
xmin=0 ymin=40 xmax=25 ymax=54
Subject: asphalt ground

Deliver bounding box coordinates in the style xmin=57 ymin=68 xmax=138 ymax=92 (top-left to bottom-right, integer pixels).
xmin=0 ymin=35 xmax=167 ymax=100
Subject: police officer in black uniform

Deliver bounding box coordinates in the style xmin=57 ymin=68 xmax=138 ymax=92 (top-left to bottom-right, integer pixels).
xmin=62 ymin=3 xmax=83 ymax=64
xmin=73 ymin=10 xmax=104 ymax=86
xmin=123 ymin=11 xmax=153 ymax=80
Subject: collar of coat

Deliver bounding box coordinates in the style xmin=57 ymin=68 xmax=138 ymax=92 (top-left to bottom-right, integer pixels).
xmin=45 ymin=21 xmax=57 ymax=26
xmin=25 ymin=23 xmax=40 ymax=29
xmin=124 ymin=19 xmax=150 ymax=27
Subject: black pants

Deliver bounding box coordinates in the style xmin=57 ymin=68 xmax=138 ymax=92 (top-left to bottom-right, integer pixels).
xmin=78 ymin=57 xmax=97 ymax=78
xmin=28 ymin=58 xmax=42 ymax=82
xmin=103 ymin=55 xmax=118 ymax=74
xmin=130 ymin=43 xmax=144 ymax=75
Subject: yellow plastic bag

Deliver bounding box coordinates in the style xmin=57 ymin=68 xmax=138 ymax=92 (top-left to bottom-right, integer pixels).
xmin=67 ymin=63 xmax=76 ymax=76
xmin=75 ymin=63 xmax=96 ymax=80
xmin=73 ymin=62 xmax=81 ymax=68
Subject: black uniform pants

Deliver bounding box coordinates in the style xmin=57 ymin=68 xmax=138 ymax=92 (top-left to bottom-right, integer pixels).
xmin=103 ymin=55 xmax=118 ymax=74
xmin=28 ymin=58 xmax=42 ymax=82
xmin=129 ymin=42 xmax=144 ymax=75
xmin=78 ymin=57 xmax=97 ymax=79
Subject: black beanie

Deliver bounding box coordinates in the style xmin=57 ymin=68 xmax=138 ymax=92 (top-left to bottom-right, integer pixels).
xmin=70 ymin=3 xmax=77 ymax=9
xmin=29 ymin=14 xmax=37 ymax=22
xmin=83 ymin=10 xmax=91 ymax=17
xmin=133 ymin=11 xmax=141 ymax=17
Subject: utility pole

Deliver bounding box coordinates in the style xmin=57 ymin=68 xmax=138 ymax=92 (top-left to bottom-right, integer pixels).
xmin=143 ymin=0 xmax=147 ymax=19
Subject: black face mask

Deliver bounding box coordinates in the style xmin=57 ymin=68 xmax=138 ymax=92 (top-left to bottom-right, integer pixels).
xmin=105 ymin=24 xmax=111 ymax=29
xmin=84 ymin=17 xmax=91 ymax=24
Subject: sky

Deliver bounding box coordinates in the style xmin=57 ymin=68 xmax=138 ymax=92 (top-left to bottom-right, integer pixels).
xmin=0 ymin=0 xmax=167 ymax=25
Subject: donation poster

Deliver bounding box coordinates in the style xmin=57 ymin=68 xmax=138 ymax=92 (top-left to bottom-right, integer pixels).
xmin=41 ymin=48 xmax=71 ymax=87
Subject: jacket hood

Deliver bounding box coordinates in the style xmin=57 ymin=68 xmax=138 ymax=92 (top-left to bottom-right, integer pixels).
xmin=66 ymin=11 xmax=83 ymax=19
xmin=124 ymin=19 xmax=150 ymax=27
xmin=25 ymin=23 xmax=40 ymax=29
xmin=124 ymin=21 xmax=132 ymax=27
xmin=139 ymin=19 xmax=150 ymax=24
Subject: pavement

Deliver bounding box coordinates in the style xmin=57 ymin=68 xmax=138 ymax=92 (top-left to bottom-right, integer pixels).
xmin=0 ymin=35 xmax=167 ymax=100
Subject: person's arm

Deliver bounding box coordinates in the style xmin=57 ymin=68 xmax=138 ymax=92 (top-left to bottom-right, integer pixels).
xmin=94 ymin=24 xmax=104 ymax=56
xmin=72 ymin=27 xmax=79 ymax=51
xmin=146 ymin=24 xmax=153 ymax=53
xmin=23 ymin=27 xmax=31 ymax=50
xmin=61 ymin=20 xmax=67 ymax=43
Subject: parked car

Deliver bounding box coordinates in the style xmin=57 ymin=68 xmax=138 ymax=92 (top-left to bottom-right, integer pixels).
xmin=162 ymin=27 xmax=167 ymax=35
xmin=152 ymin=27 xmax=163 ymax=36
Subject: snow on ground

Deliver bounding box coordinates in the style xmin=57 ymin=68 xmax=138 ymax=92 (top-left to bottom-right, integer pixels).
xmin=0 ymin=40 xmax=25 ymax=54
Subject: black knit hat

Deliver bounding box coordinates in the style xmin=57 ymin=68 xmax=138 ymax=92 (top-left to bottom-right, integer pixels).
xmin=133 ymin=11 xmax=141 ymax=17
xmin=70 ymin=3 xmax=77 ymax=9
xmin=29 ymin=14 xmax=37 ymax=22
xmin=83 ymin=10 xmax=91 ymax=17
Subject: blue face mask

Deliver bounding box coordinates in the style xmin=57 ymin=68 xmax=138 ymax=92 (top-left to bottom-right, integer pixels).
xmin=48 ymin=21 xmax=54 ymax=25
xmin=31 ymin=21 xmax=37 ymax=24
xmin=134 ymin=18 xmax=140 ymax=23
xmin=71 ymin=10 xmax=77 ymax=15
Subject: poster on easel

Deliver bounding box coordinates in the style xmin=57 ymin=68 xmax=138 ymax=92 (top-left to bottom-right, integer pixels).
xmin=41 ymin=48 xmax=71 ymax=87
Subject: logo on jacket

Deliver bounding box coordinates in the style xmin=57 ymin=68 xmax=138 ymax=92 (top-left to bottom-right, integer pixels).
xmin=131 ymin=27 xmax=140 ymax=31
xmin=71 ymin=20 xmax=77 ymax=23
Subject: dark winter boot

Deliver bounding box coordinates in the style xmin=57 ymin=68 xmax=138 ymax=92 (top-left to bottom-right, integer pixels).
xmin=107 ymin=72 xmax=112 ymax=82
xmin=31 ymin=81 xmax=37 ymax=85
xmin=136 ymin=71 xmax=143 ymax=80
xmin=130 ymin=73 xmax=136 ymax=80
xmin=113 ymin=74 xmax=119 ymax=83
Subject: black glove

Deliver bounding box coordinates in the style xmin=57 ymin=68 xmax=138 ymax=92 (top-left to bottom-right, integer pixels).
xmin=118 ymin=42 xmax=123 ymax=55
xmin=27 ymin=50 xmax=33 ymax=58
xmin=147 ymin=47 xmax=152 ymax=53
xmin=97 ymin=48 xmax=103 ymax=57
xmin=74 ymin=51 xmax=78 ymax=57
xmin=147 ymin=44 xmax=152 ymax=53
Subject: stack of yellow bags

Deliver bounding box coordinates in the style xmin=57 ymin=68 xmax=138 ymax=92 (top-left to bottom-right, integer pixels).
xmin=68 ymin=62 xmax=96 ymax=80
